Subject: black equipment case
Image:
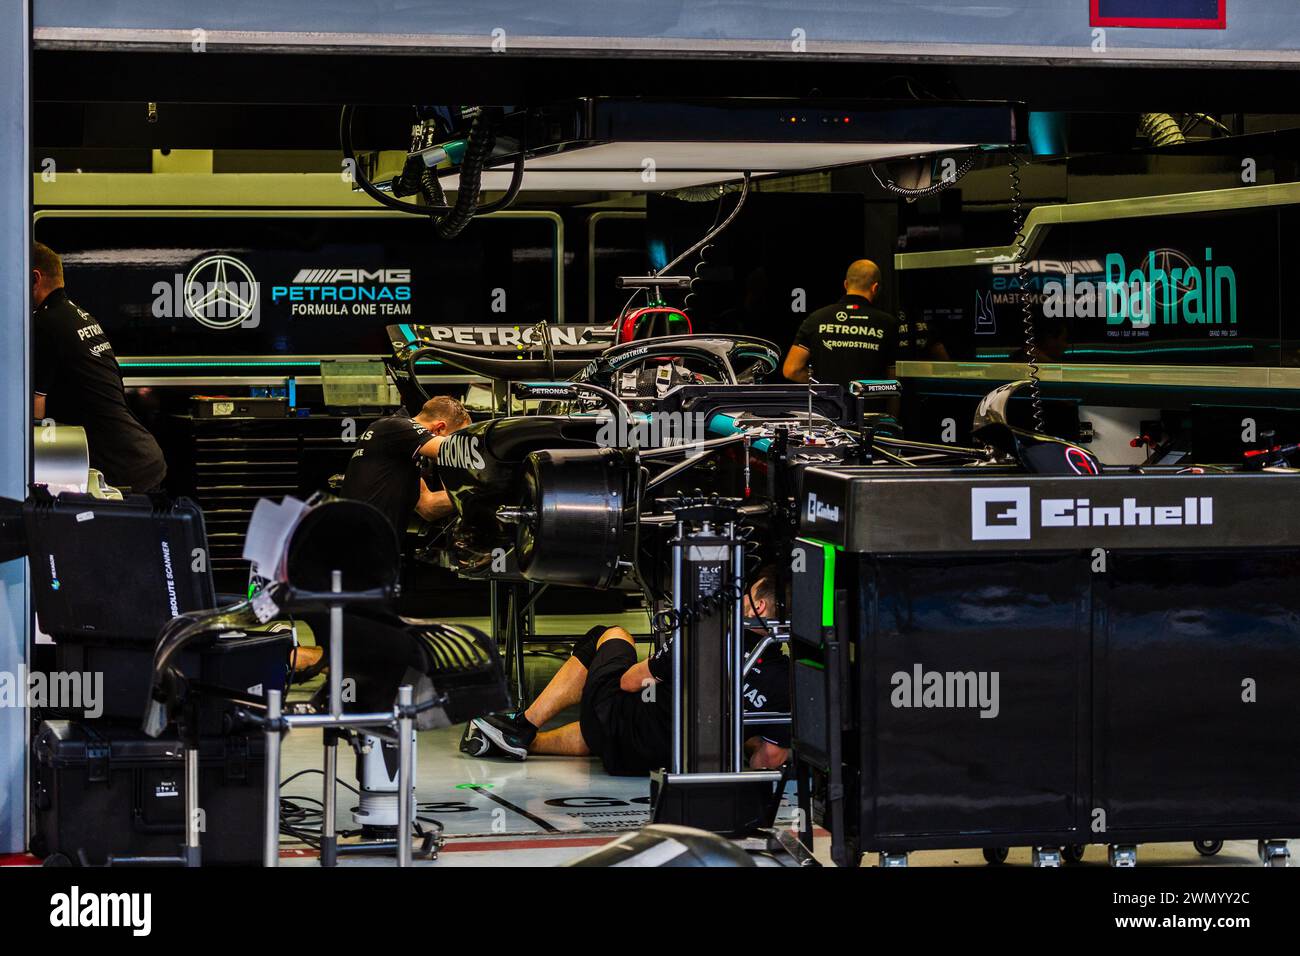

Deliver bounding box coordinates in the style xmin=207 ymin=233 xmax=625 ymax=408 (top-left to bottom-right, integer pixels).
xmin=24 ymin=489 xmax=292 ymax=729
xmin=55 ymin=630 xmax=292 ymax=732
xmin=32 ymin=720 xmax=266 ymax=866
xmin=24 ymin=491 xmax=215 ymax=641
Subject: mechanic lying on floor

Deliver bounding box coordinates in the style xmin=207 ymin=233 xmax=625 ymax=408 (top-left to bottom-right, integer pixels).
xmin=462 ymin=567 xmax=790 ymax=774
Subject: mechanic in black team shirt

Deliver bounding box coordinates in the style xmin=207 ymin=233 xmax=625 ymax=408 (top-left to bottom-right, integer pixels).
xmin=32 ymin=242 xmax=168 ymax=493
xmin=463 ymin=566 xmax=792 ymax=774
xmin=341 ymin=395 xmax=470 ymax=536
xmin=782 ymin=258 xmax=913 ymax=389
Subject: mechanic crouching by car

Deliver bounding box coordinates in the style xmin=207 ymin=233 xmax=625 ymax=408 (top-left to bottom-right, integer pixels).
xmin=461 ymin=566 xmax=791 ymax=773
xmin=340 ymin=395 xmax=470 ymax=537
xmin=281 ymin=396 xmax=473 ymax=682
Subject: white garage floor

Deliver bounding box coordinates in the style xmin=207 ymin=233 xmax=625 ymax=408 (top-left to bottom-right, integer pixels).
xmin=276 ymin=612 xmax=1292 ymax=868
xmin=279 ymin=609 xmax=810 ymax=866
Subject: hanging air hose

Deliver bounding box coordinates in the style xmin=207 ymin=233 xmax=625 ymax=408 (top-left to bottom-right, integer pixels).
xmin=338 ymin=104 xmax=524 ymax=240
xmin=419 ymin=167 xmax=447 ymax=209
xmin=1009 ymin=150 xmax=1046 ymax=434
xmin=871 ymin=151 xmax=977 ymax=201
xmin=619 ymin=172 xmax=753 ymax=322
xmin=684 ymin=186 xmax=732 ymax=314
xmin=658 ymin=172 xmax=751 ymax=277
xmin=426 ymin=109 xmax=497 ymax=239
xmin=1137 ymin=112 xmax=1187 ymax=148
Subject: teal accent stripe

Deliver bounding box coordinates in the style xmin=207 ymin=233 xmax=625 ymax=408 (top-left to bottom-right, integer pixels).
xmin=974 ymin=344 xmax=1256 ymax=360
xmin=707 ymin=412 xmax=771 ymax=452
xmin=1062 ymin=345 xmax=1254 ymax=356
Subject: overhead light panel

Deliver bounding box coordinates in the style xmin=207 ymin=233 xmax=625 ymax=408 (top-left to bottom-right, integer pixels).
xmin=442 ymin=98 xmax=1023 ymax=192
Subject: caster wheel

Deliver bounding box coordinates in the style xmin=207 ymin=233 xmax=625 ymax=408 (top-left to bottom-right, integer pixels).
xmin=982 ymin=847 xmax=1009 ymax=865
xmin=1032 ymin=846 xmax=1062 ymax=868
xmin=1108 ymin=844 xmax=1137 ymax=867
xmin=1194 ymin=839 xmax=1223 ymax=857
xmin=1258 ymin=840 xmax=1290 ymax=867
xmin=1062 ymin=844 xmax=1086 ymax=864
xmin=41 ymin=853 xmax=73 ymax=867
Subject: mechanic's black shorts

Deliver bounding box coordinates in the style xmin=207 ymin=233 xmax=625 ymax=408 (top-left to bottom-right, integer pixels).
xmin=576 ymin=634 xmax=666 ymax=776
xmin=578 ymin=636 xmax=636 ymax=762
xmin=571 ymin=625 xmax=607 ymax=669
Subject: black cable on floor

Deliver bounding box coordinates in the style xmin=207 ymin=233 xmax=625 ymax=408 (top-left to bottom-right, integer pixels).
xmin=278 ymin=768 xmax=444 ymax=843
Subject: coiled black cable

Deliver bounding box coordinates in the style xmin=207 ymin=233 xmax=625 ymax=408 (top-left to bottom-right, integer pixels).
xmin=338 ymin=104 xmax=524 ymax=241
xmin=430 ymin=110 xmax=495 ymax=240
xmin=278 ymin=768 xmax=445 ymax=847
xmin=871 ymin=151 xmax=977 ymax=202
xmin=657 ymin=173 xmax=751 ymax=278
xmin=650 ymin=581 xmax=744 ymax=637
xmin=1009 ymin=150 xmax=1046 ymax=433
xmin=419 ymin=167 xmax=447 ymax=209
xmin=683 ymin=188 xmax=729 ymax=315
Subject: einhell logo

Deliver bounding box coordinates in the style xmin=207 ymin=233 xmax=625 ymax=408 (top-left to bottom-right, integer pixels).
xmin=971 ymin=487 xmax=1214 ymax=541
xmin=806 ymin=493 xmax=841 ymax=525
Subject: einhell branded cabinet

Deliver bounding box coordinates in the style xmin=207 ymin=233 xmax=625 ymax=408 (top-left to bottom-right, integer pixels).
xmin=791 ymin=466 xmax=1300 ymax=866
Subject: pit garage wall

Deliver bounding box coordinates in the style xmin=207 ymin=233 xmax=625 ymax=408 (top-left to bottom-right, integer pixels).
xmin=32 ymin=0 xmax=1300 ymax=63
xmin=0 ymin=2 xmax=31 ymax=854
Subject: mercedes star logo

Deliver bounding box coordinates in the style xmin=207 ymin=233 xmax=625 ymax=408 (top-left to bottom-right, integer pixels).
xmin=1148 ymin=248 xmax=1197 ymax=311
xmin=184 ymin=254 xmax=259 ymax=330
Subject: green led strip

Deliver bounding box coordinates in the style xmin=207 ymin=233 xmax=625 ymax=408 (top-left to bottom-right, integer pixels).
xmin=821 ymin=542 xmax=837 ymax=629
xmin=800 ymin=537 xmax=840 ymax=629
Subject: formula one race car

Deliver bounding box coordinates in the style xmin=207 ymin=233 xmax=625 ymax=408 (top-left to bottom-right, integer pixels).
xmin=384 ymin=322 xmax=1104 ymax=594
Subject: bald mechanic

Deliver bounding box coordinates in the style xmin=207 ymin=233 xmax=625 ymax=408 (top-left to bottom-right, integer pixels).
xmin=32 ymin=242 xmax=168 ymax=493
xmin=782 ymin=259 xmax=914 ymax=390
